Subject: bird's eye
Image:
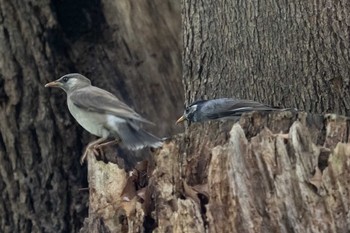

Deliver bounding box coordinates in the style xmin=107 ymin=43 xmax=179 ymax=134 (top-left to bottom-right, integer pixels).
xmin=63 ymin=77 xmax=69 ymax=82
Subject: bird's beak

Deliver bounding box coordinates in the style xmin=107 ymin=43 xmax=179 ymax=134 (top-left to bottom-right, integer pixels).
xmin=45 ymin=81 xmax=62 ymax=88
xmin=176 ymin=115 xmax=187 ymax=124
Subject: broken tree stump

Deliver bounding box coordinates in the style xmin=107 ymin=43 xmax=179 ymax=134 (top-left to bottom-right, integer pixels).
xmin=80 ymin=111 xmax=350 ymax=233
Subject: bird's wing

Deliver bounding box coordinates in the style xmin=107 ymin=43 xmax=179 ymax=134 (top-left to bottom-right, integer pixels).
xmin=69 ymin=86 xmax=154 ymax=124
xmin=202 ymin=98 xmax=276 ymax=119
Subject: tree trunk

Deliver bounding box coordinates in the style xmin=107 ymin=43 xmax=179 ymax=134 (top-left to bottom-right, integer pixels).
xmin=174 ymin=0 xmax=350 ymax=232
xmin=183 ymin=0 xmax=350 ymax=115
xmin=0 ymin=0 xmax=182 ymax=232
xmin=84 ymin=0 xmax=350 ymax=232
xmin=2 ymin=0 xmax=350 ymax=232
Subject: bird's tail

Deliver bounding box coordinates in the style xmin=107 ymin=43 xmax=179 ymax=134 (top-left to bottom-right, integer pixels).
xmin=117 ymin=123 xmax=163 ymax=150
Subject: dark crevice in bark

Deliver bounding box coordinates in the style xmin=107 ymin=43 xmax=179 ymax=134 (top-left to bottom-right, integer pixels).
xmin=143 ymin=215 xmax=157 ymax=233
xmin=51 ymin=0 xmax=106 ymax=41
xmin=198 ymin=193 xmax=209 ymax=230
xmin=315 ymin=116 xmax=327 ymax=145
xmin=64 ymin=189 xmax=72 ymax=233
xmin=44 ymin=28 xmax=71 ymax=59
xmin=30 ymin=128 xmax=42 ymax=164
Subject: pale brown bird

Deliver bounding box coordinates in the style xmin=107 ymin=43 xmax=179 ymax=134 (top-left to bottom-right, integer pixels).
xmin=45 ymin=73 xmax=162 ymax=164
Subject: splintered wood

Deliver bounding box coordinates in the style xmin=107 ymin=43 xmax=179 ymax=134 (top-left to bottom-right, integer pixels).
xmin=81 ymin=112 xmax=350 ymax=233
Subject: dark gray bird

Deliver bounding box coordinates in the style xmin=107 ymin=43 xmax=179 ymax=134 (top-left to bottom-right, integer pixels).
xmin=45 ymin=73 xmax=162 ymax=164
xmin=176 ymin=98 xmax=285 ymax=124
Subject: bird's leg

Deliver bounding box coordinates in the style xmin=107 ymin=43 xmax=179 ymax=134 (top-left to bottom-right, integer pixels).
xmin=93 ymin=139 xmax=120 ymax=155
xmin=80 ymin=137 xmax=108 ymax=165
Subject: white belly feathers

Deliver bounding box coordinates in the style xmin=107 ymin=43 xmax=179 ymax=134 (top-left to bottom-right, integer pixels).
xmin=67 ymin=99 xmax=113 ymax=138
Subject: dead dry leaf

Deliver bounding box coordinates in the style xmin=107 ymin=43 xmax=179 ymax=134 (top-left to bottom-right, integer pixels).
xmin=183 ymin=181 xmax=210 ymax=204
xmin=309 ymin=166 xmax=322 ymax=191
xmin=120 ymin=197 xmax=138 ymax=217
xmin=121 ymin=175 xmax=137 ymax=202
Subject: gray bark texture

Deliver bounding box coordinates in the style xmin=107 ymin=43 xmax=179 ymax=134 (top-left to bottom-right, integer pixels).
xmin=183 ymin=0 xmax=350 ymax=114
xmin=1 ymin=0 xmax=350 ymax=232
xmin=81 ymin=0 xmax=350 ymax=230
xmin=171 ymin=0 xmax=350 ymax=232
xmin=0 ymin=0 xmax=182 ymax=232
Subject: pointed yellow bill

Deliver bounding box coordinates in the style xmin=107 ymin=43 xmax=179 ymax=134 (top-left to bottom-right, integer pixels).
xmin=175 ymin=115 xmax=186 ymax=124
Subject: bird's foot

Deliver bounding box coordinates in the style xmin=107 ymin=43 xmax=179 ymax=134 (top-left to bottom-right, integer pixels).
xmin=80 ymin=138 xmax=108 ymax=165
xmin=92 ymin=144 xmax=105 ymax=158
xmin=80 ymin=138 xmax=119 ymax=165
xmin=93 ymin=139 xmax=120 ymax=156
xmin=80 ymin=147 xmax=99 ymax=165
xmin=80 ymin=149 xmax=88 ymax=165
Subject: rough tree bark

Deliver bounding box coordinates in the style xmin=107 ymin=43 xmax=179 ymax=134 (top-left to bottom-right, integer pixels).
xmin=181 ymin=1 xmax=350 ymax=225
xmin=83 ymin=0 xmax=350 ymax=232
xmin=84 ymin=112 xmax=350 ymax=233
xmin=2 ymin=0 xmax=350 ymax=232
xmin=177 ymin=0 xmax=350 ymax=232
xmin=183 ymin=0 xmax=350 ymax=114
xmin=0 ymin=0 xmax=181 ymax=232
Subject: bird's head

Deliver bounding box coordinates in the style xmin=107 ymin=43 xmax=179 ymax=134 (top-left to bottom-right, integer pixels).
xmin=45 ymin=73 xmax=91 ymax=93
xmin=176 ymin=100 xmax=206 ymax=124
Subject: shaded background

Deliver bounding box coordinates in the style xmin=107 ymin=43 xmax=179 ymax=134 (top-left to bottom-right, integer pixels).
xmin=0 ymin=0 xmax=182 ymax=232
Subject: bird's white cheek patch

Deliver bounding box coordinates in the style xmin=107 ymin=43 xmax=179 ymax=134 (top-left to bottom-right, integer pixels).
xmin=192 ymin=104 xmax=198 ymax=112
xmin=67 ymin=78 xmax=78 ymax=88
